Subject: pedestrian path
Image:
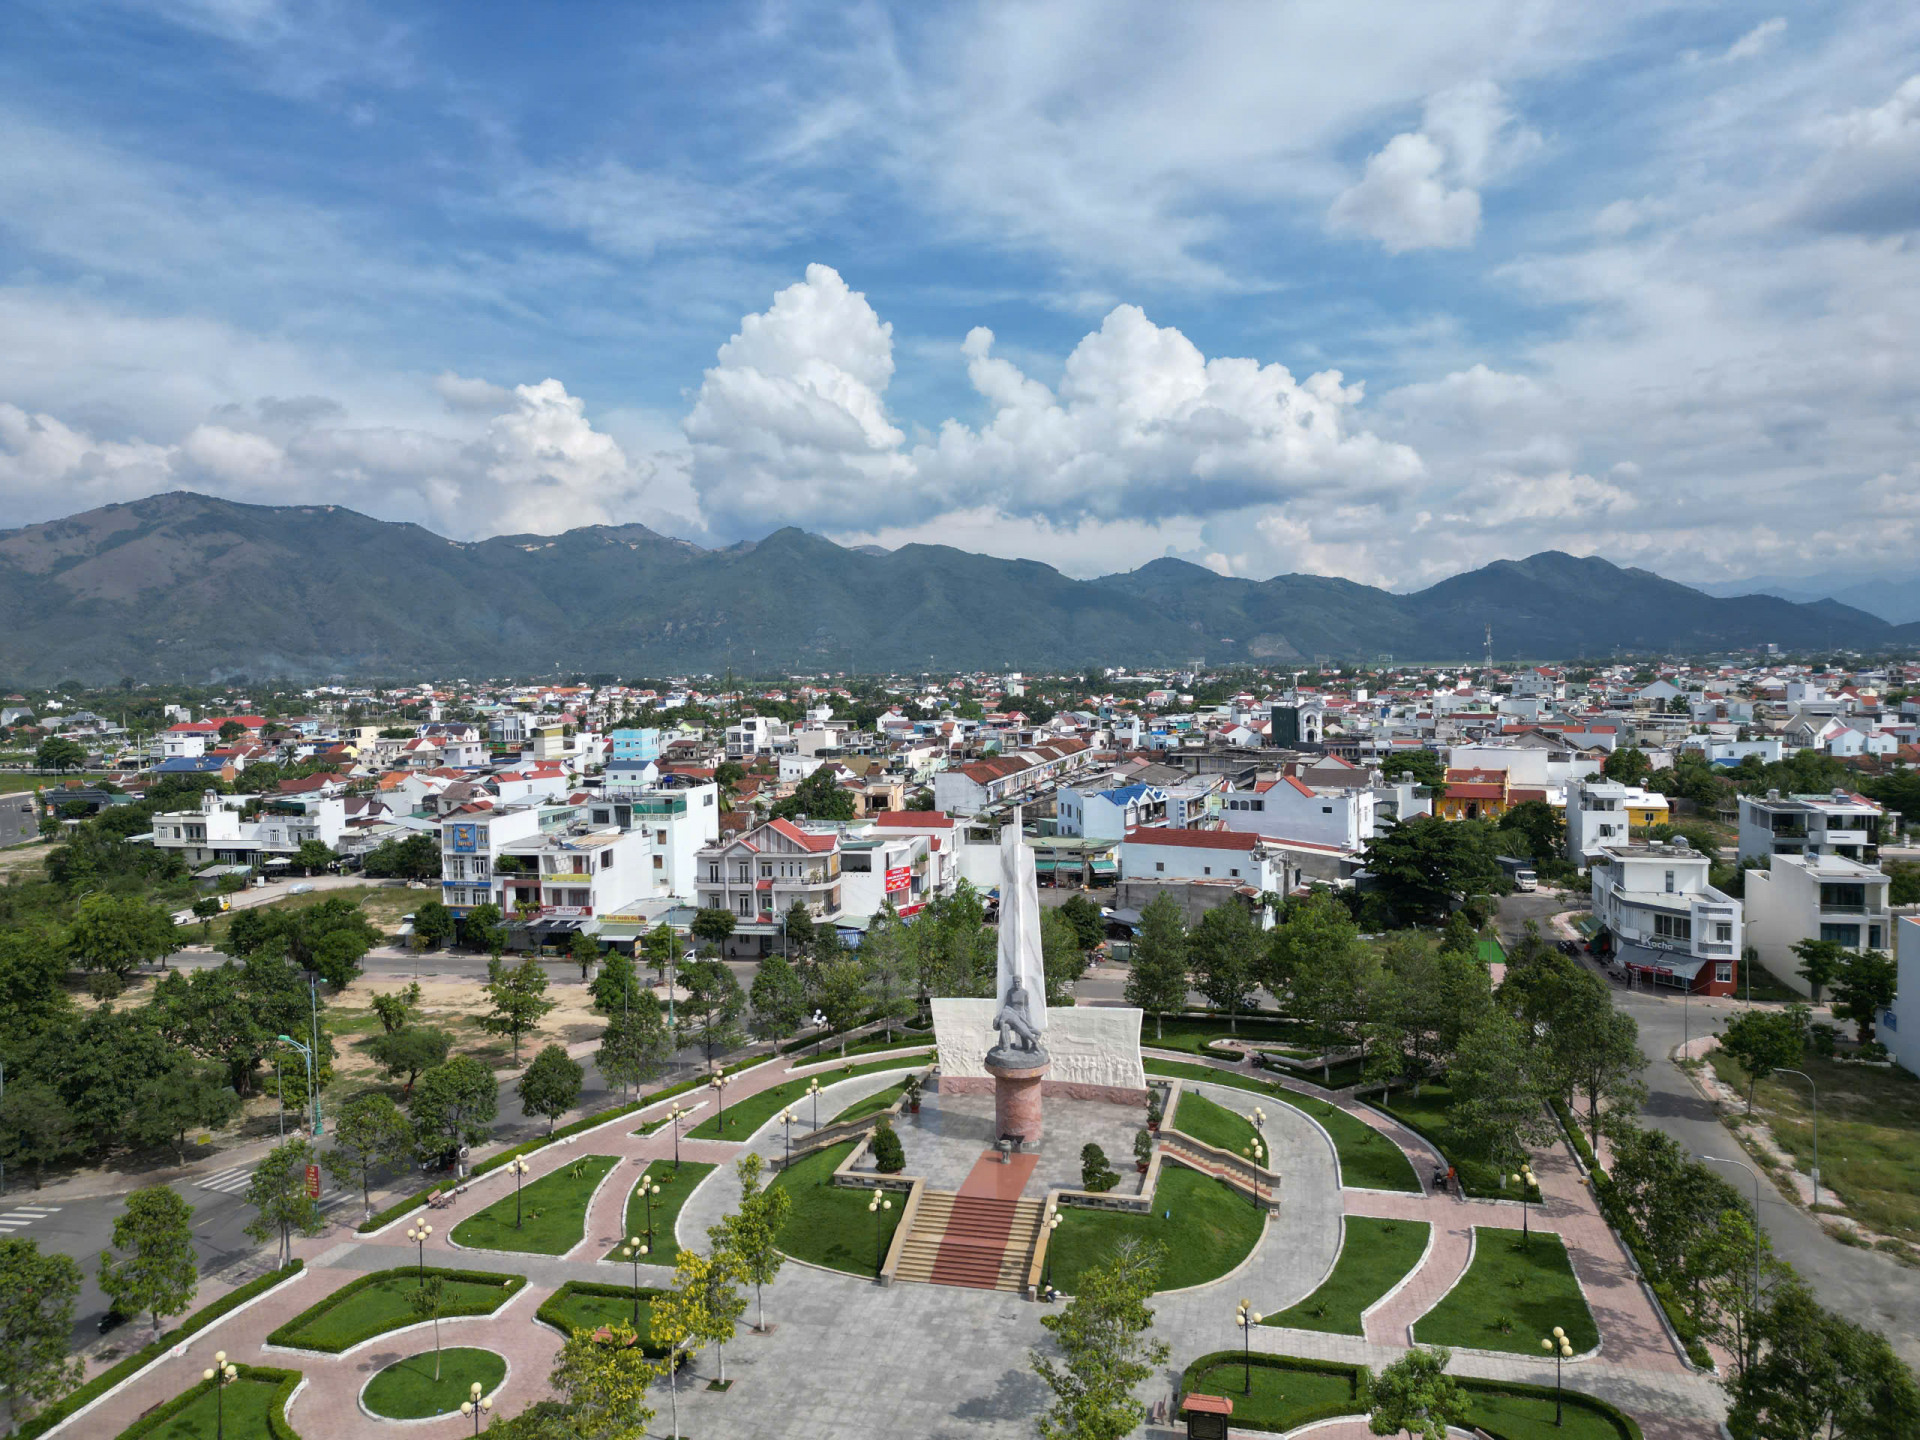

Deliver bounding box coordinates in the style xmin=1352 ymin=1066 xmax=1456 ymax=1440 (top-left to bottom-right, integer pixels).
xmin=0 ymin=1203 xmax=59 ymax=1232
xmin=195 ymin=1164 xmax=352 ymax=1210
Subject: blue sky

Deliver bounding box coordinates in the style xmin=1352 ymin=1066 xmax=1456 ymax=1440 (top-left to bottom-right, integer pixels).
xmin=2 ymin=1 xmax=1918 ymax=589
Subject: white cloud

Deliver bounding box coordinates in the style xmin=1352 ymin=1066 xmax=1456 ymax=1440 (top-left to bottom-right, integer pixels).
xmin=433 ymin=372 xmax=513 ymax=413
xmin=1726 ymin=18 xmax=1786 ymax=62
xmin=1329 ymin=83 xmax=1537 ymax=252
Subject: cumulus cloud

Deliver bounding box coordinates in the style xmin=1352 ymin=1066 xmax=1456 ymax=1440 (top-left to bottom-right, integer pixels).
xmin=1726 ymin=18 xmax=1786 ymax=61
xmin=1794 ymin=74 xmax=1920 ymax=234
xmin=1330 ymin=82 xmax=1538 ymax=252
xmin=434 ymin=372 xmax=514 ymax=413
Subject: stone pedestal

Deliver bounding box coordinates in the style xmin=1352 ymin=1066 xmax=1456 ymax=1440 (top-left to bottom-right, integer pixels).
xmin=985 ymin=1052 xmax=1048 ymax=1150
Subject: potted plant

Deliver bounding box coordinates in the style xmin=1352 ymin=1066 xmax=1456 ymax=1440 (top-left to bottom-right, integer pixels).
xmin=1133 ymin=1128 xmax=1152 ymax=1174
xmin=903 ymin=1073 xmax=923 ymax=1115
xmin=1145 ymin=1088 xmax=1164 ymax=1133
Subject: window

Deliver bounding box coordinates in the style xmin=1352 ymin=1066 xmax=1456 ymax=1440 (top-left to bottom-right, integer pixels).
xmin=1819 ymin=923 xmax=1860 ymax=947
xmin=1715 ymin=922 xmax=1732 ymax=943
xmin=1653 ymin=913 xmax=1691 ymax=942
xmin=1871 ymin=925 xmax=1883 ymax=949
xmin=601 ymin=851 xmax=614 ymax=869
xmin=1203 ymin=866 xmax=1212 ymax=875
xmin=1716 ymin=962 xmax=1733 ymax=984
xmin=707 ymin=864 xmax=719 ymax=883
xmin=760 ymin=863 xmax=773 ymax=878
xmin=703 ymin=793 xmax=714 ymax=806
xmin=736 ymin=896 xmax=751 ymax=917
xmin=656 ymin=830 xmax=667 ymax=844
xmin=592 ymin=809 xmax=610 ymax=825
xmin=1230 ymin=868 xmax=1240 ymax=878
xmin=1322 ymin=806 xmax=1333 ymax=814
xmin=1155 ymin=861 xmax=1164 ymax=873
xmin=1252 ymin=800 xmax=1264 ymax=812
xmin=1664 ymin=870 xmax=1675 ymax=893
xmin=736 ymin=863 xmax=750 ymax=883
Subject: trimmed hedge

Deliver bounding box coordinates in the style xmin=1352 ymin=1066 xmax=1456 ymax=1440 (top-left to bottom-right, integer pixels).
xmin=1551 ymin=1100 xmax=1712 ymax=1369
xmin=536 ymin=1280 xmax=672 ymax=1359
xmin=359 ymin=1056 xmax=782 ymax=1233
xmin=114 ymin=1363 xmax=302 ymax=1440
xmin=1177 ymin=1352 xmax=1644 ymax=1440
xmin=21 ymin=1262 xmax=304 ymax=1440
xmin=266 ymin=1266 xmax=522 ymax=1352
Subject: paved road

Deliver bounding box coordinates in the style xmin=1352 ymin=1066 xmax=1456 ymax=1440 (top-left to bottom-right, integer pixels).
xmin=1497 ymin=892 xmax=1920 ymax=1366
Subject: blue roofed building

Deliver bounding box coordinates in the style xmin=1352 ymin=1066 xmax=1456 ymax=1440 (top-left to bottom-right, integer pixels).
xmin=1055 ymin=781 xmax=1166 ymax=841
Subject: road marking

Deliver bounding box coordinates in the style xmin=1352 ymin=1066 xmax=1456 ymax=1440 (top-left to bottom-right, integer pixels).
xmin=0 ymin=1205 xmax=60 ymax=1232
xmin=196 ymin=1165 xmax=257 ymax=1194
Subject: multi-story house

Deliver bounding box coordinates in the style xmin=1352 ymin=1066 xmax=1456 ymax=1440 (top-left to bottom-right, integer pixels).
xmin=440 ymin=805 xmax=547 ymax=918
xmin=1055 ymin=781 xmax=1167 ymax=841
xmin=490 ymin=824 xmax=651 ymax=925
xmin=1737 ymin=790 xmax=1883 ymax=865
xmin=1589 ymin=838 xmax=1742 ymax=995
xmin=838 ymin=828 xmax=936 ymax=919
xmin=931 ymin=739 xmax=1094 ymax=816
xmin=584 ymin=779 xmax=720 ymax=901
xmin=695 ymin=818 xmax=843 ymax=952
xmin=150 ymin=792 xmax=348 ymax=869
xmin=1218 ymin=775 xmax=1374 ymax=852
xmin=725 ymin=716 xmax=791 ymax=759
xmin=1119 ymin=826 xmax=1292 ymax=923
xmin=1565 ymin=779 xmax=1668 ymax=865
xmin=1744 ymin=853 xmax=1893 ymax=995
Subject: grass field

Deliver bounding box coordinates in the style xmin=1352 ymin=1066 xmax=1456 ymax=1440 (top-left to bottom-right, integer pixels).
xmin=686 ymin=1057 xmax=928 ymax=1141
xmin=602 ymin=1161 xmax=715 ymax=1266
xmin=1412 ymin=1227 xmax=1599 ymax=1355
xmin=831 ymin=1079 xmax=911 ymax=1125
xmin=1046 ymin=1164 xmax=1264 ymax=1294
xmin=1262 ymin=1217 xmax=1428 ymax=1334
xmin=1173 ymin=1090 xmax=1261 ymax=1157
xmin=449 ymin=1154 xmax=619 ymax=1255
xmin=1708 ymin=1048 xmax=1920 ymax=1240
xmin=538 ymin=1280 xmax=669 ymax=1356
xmin=1377 ymin=1083 xmax=1506 ymax=1197
xmin=208 ymin=883 xmax=419 ymax=948
xmin=1140 ymin=1013 xmax=1315 ymax=1059
xmin=361 ymin=1347 xmax=506 ymax=1419
xmin=1143 ymin=1059 xmax=1420 ymax=1192
xmin=768 ymin=1142 xmax=903 ymax=1278
xmin=112 ymin=1368 xmax=295 ymax=1440
xmin=269 ymin=1269 xmax=518 ymax=1351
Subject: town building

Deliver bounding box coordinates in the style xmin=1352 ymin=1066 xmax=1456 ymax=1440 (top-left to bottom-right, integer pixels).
xmin=1743 ymin=853 xmax=1894 ymax=996
xmin=1119 ymin=826 xmax=1291 ymax=916
xmin=1737 ymin=790 xmax=1883 ymax=865
xmin=1588 ymin=838 xmax=1741 ymax=995
xmin=1565 ymin=779 xmax=1668 ymax=865
xmin=696 ymin=818 xmax=844 ymax=952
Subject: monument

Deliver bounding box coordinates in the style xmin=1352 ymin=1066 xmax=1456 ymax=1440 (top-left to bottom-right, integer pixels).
xmin=985 ymin=818 xmax=1049 ymax=1148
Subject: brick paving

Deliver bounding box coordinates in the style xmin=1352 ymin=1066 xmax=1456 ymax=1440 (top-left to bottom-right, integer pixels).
xmin=55 ymin=1045 xmax=1729 ymax=1440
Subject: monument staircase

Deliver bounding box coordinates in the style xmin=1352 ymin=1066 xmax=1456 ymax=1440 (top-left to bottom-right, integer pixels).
xmin=893 ymin=1190 xmax=1045 ymax=1292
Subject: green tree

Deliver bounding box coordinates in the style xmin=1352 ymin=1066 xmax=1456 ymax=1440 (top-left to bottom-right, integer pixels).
xmin=243 ymin=1138 xmax=327 ymax=1266
xmin=1040 ymin=908 xmax=1091 ymax=1009
xmin=131 ymin=1055 xmax=240 ymax=1164
xmin=1273 ymin=891 xmax=1367 ymax=1074
xmin=362 ymin=833 xmax=442 ymax=880
xmin=98 ymin=1185 xmax=197 ymax=1341
xmin=690 ymin=907 xmax=735 ymax=956
xmin=568 ymin=929 xmax=601 ymax=984
xmin=410 ymin=1055 xmax=499 ymax=1167
xmin=1361 ymin=816 xmax=1503 ymax=924
xmin=812 ymin=956 xmax=867 ymax=1056
xmin=1189 ymin=903 xmax=1261 ymax=1031
xmin=33 ymin=736 xmax=86 ymax=773
xmin=1124 ymin=895 xmax=1189 ymax=1038
xmin=1831 ymin=949 xmax=1897 ymax=1044
xmin=66 ymin=893 xmax=179 ymax=998
xmin=0 ymin=932 xmax=74 ymax=1046
xmin=409 ymin=1273 xmax=448 ymax=1382
xmin=293 ymin=840 xmax=334 ymax=876
xmin=780 ymin=901 xmax=817 ymax=966
xmin=410 ymin=899 xmax=454 ymax=948
xmin=462 ymin=902 xmax=506 ymax=955
xmin=482 ymin=954 xmax=557 ymax=1062
xmin=1603 ymin=746 xmax=1653 ymax=786
xmin=1367 ymin=1345 xmax=1469 ymax=1440
xmin=0 ymin=1082 xmax=76 ymax=1189
xmin=1720 ymin=1008 xmax=1807 ymax=1114
xmin=547 ymin=1319 xmax=663 ymax=1440
xmin=748 ymin=950 xmax=807 ymax=1043
xmin=367 ymin=1025 xmax=452 ymax=1096
xmin=323 ymin=1092 xmax=415 ymax=1219
xmin=1446 ymin=1010 xmax=1554 ymax=1174
xmin=518 ymin=1044 xmax=585 ymax=1134
xmin=1379 ymin=750 xmax=1445 ymax=788
xmin=591 ymin=948 xmax=645 ymax=1014
xmin=1790 ymin=939 xmax=1846 ymax=1004
xmin=1057 ymin=893 xmax=1105 ymax=951
xmin=369 ymin=983 xmax=423 ymax=1035
xmin=1029 ymin=1236 xmax=1169 ymax=1440
xmin=708 ymin=1151 xmax=791 ymax=1333
xmin=861 ymin=904 xmax=919 ymax=1040
xmin=770 ymin=768 xmax=856 ymax=822
xmin=1497 ymin=799 xmax=1564 ymax=865
xmin=597 ymin=991 xmax=673 ymax=1097
xmin=679 ymin=956 xmax=747 ymax=1061
xmin=0 ymin=1239 xmax=84 ymax=1430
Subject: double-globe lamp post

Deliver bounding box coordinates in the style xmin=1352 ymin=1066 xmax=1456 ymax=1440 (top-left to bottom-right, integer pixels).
xmin=779 ymin=1108 xmax=798 ymax=1169
xmin=666 ymin=1102 xmax=689 ymax=1173
xmin=506 ymin=1157 xmax=532 ymax=1229
xmin=621 ymin=1237 xmax=651 ymax=1327
xmin=806 ymin=1077 xmax=823 ymax=1130
xmin=1510 ymin=1162 xmax=1539 ymax=1248
xmin=1235 ymin=1298 xmax=1263 ymax=1394
xmin=1540 ymin=1326 xmax=1573 ymax=1425
xmin=867 ymin=1191 xmax=893 ymax=1274
xmin=202 ymin=1352 xmax=238 ymax=1440
xmin=405 ymin=1222 xmax=432 ymax=1280
xmin=460 ymin=1381 xmax=492 ymax=1435
xmin=709 ymin=1071 xmax=734 ymax=1134
xmin=1042 ymin=1210 xmax=1062 ymax=1297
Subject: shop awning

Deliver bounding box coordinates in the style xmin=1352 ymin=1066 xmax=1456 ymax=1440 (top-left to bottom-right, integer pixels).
xmin=1616 ymin=943 xmax=1705 ymax=982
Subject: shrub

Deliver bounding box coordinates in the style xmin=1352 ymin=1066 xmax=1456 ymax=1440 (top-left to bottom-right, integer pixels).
xmin=1080 ymin=1142 xmax=1119 ymax=1193
xmin=1133 ymin=1129 xmax=1153 ymax=1166
xmin=871 ymin=1117 xmax=905 ymax=1174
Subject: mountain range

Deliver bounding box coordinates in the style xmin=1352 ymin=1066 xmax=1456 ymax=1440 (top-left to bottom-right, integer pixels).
xmin=1691 ymin=572 xmax=1920 ymax=626
xmin=0 ymin=492 xmax=1909 ymax=683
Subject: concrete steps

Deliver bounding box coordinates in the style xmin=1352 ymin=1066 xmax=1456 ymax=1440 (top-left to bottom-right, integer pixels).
xmin=894 ymin=1192 xmax=1044 ymax=1292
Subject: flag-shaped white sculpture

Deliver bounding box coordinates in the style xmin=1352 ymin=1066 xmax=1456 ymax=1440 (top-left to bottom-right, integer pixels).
xmin=989 ymin=815 xmax=1048 ymax=1063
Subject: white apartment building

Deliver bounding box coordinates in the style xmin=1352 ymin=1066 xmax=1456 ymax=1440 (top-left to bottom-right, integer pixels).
xmin=838 ymin=828 xmax=935 ymax=920
xmin=440 ymin=805 xmax=548 ymax=918
xmin=1744 ymin=853 xmax=1893 ymax=996
xmin=1737 ymin=790 xmax=1883 ymax=865
xmin=696 ymin=818 xmax=844 ymax=952
xmin=150 ymin=792 xmax=349 ymax=869
xmin=1589 ymin=838 xmax=1742 ymax=994
xmin=726 ymin=716 xmax=791 ymax=759
xmin=865 ymin=811 xmax=963 ymax=899
xmin=1055 ymin=781 xmax=1167 ymax=841
xmin=1218 ymin=776 xmax=1373 ymax=852
xmin=582 ymin=780 xmax=721 ymax=902
xmin=931 ymin=739 xmax=1094 ymax=816
xmin=491 ymin=824 xmax=651 ymax=924
xmin=1882 ymin=916 xmax=1920 ymax=1074
xmin=1119 ymin=826 xmax=1291 ymax=920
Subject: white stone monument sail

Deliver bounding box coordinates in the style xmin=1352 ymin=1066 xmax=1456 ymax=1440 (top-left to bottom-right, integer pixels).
xmin=991 ymin=811 xmax=1047 ymax=1056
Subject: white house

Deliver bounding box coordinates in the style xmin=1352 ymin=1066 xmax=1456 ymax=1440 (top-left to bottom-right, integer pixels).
xmin=1743 ymin=853 xmax=1894 ymax=996
xmin=1589 ymin=838 xmax=1742 ymax=995
xmin=583 ymin=780 xmax=721 ymax=903
xmin=1056 ymin=781 xmax=1167 ymax=841
xmin=1882 ymin=916 xmax=1920 ymax=1074
xmin=1121 ymin=825 xmax=1290 ymax=898
xmin=696 ymin=818 xmax=845 ymax=951
xmin=1737 ymin=790 xmax=1884 ymax=865
xmin=1218 ymin=776 xmax=1372 ymax=852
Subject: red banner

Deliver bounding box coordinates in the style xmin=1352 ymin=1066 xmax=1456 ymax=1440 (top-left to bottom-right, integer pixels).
xmin=884 ymin=865 xmax=911 ymax=893
xmin=306 ymin=1164 xmax=321 ymax=1200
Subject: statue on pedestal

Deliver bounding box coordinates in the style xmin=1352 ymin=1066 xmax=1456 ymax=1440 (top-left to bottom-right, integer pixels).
xmin=985 ymin=810 xmax=1048 ymax=1073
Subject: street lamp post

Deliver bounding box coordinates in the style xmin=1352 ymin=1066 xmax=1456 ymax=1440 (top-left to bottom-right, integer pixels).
xmin=274 ymin=1053 xmax=284 ymax=1140
xmin=406 ymin=1222 xmax=432 ymax=1280
xmin=810 ymin=1008 xmax=827 ymax=1057
xmin=1703 ymin=1155 xmax=1765 ymax=1366
xmin=1775 ymin=1068 xmax=1821 ymax=1206
xmin=459 ymin=1381 xmax=492 ymax=1435
xmin=806 ymin=1077 xmax=822 ymax=1130
xmin=202 ymin=1352 xmax=238 ymax=1440
xmin=507 ymin=1157 xmax=532 ymax=1229
xmin=1235 ymin=1298 xmax=1263 ymax=1394
xmin=1539 ymin=1326 xmax=1573 ymax=1425
xmin=1510 ymin=1162 xmax=1538 ymax=1248
xmin=667 ymin=1102 xmax=689 ymax=1173
xmin=1247 ymin=1107 xmax=1267 ymax=1209
xmin=867 ymin=1191 xmax=893 ymax=1276
xmin=779 ymin=1108 xmax=798 ymax=1169
xmin=1042 ymin=1211 xmax=1062 ymax=1297
xmin=639 ymin=1176 xmax=662 ymax=1246
xmin=709 ymin=1071 xmax=733 ymax=1134
xmin=276 ymin=1035 xmax=314 ymax=1137
xmin=621 ymin=1238 xmax=650 ymax=1327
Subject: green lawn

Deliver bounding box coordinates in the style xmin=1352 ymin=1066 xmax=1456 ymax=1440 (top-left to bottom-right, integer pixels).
xmin=1477 ymin=936 xmax=1507 ymax=966
xmin=686 ymin=1057 xmax=929 ymax=1141
xmin=268 ymin=1268 xmax=520 ymax=1351
xmin=1173 ymin=1090 xmax=1260 ymax=1157
xmin=1262 ymin=1217 xmax=1429 ymax=1334
xmin=537 ymin=1280 xmax=669 ymax=1357
xmin=1177 ymin=1355 xmax=1637 ymax=1440
xmin=1047 ymin=1164 xmax=1264 ymax=1295
xmin=1708 ymin=1049 xmax=1920 ymax=1240
xmin=1413 ymin=1227 xmax=1599 ymax=1355
xmin=449 ymin=1154 xmax=619 ymax=1255
xmin=768 ymin=1141 xmax=903 ymax=1278
xmin=1143 ymin=1059 xmax=1420 ymax=1192
xmin=602 ymin=1161 xmax=715 ymax=1266
xmin=112 ymin=1367 xmax=298 ymax=1440
xmin=1376 ymin=1083 xmax=1507 ymax=1197
xmin=794 ymin=1032 xmax=934 ymax=1061
xmin=1140 ymin=1013 xmax=1314 ymax=1057
xmin=361 ymin=1347 xmax=507 ymax=1419
xmin=832 ymin=1079 xmax=910 ymax=1124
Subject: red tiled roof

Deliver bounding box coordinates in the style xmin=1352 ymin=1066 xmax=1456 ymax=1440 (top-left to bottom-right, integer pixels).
xmin=1446 ymin=783 xmax=1506 ymax=800
xmin=1123 ymin=826 xmax=1261 ymax=851
xmin=767 ymin=818 xmax=836 ymax=852
xmin=871 ymin=810 xmax=954 ymax=828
